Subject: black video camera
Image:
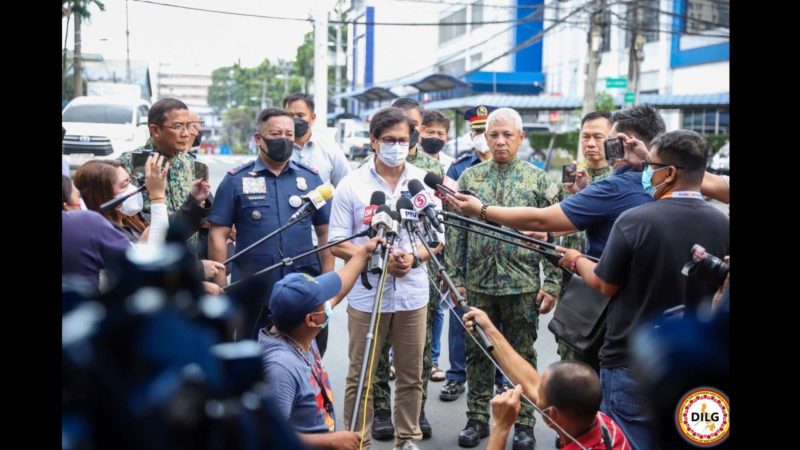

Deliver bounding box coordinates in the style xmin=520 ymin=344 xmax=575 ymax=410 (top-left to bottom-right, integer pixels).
xmin=131 ymin=149 xmax=208 ymax=181
xmin=681 ymin=244 xmax=729 ymax=287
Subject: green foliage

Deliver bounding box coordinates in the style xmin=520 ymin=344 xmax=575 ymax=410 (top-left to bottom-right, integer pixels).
xmin=704 ymin=134 xmax=729 ymax=153
xmin=528 ymin=131 xmax=580 ymax=157
xmin=222 ymin=106 xmax=258 ymax=154
xmin=595 ymin=91 xmax=616 ymax=112
xmin=208 ymin=59 xmax=304 ymax=114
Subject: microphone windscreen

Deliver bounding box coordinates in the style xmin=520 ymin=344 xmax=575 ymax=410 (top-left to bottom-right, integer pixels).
xmin=369 ymin=191 xmax=386 ymax=206
xmin=317 ymin=184 xmax=335 ymax=201
xmin=376 ymin=204 xmax=392 ymax=214
xmin=396 ymin=197 xmax=414 ymax=211
xmin=407 ymin=179 xmax=425 ymax=196
xmin=423 ymin=172 xmax=444 ymax=190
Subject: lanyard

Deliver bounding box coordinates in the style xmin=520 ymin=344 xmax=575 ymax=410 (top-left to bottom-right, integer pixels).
xmin=283 ymin=335 xmax=335 ymax=421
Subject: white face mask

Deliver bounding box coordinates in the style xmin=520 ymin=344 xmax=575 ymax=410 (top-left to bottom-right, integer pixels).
xmin=117 ymin=183 xmax=144 ymax=216
xmin=473 ymin=133 xmax=490 ymax=153
xmin=377 ymin=142 xmax=409 ymax=167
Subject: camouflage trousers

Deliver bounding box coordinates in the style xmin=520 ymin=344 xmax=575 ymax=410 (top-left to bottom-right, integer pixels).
xmin=466 ymin=291 xmax=539 ymax=427
xmin=373 ymin=270 xmax=440 ymax=412
xmin=556 ymin=339 xmax=600 ymax=373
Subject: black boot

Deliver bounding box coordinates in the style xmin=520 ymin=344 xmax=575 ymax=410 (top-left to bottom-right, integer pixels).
xmin=512 ymin=424 xmax=536 ymax=450
xmin=458 ymin=418 xmax=489 ymax=447
xmin=372 ymin=408 xmax=395 ymax=441
xmin=440 ymin=379 xmax=465 ymax=401
xmin=419 ymin=408 xmax=432 ymax=439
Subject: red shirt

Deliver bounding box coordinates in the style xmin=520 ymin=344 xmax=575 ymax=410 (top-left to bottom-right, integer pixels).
xmin=562 ymin=412 xmax=631 ymax=450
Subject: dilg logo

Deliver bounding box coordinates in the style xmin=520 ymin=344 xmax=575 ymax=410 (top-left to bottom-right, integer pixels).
xmin=675 ymin=387 xmax=729 ymax=446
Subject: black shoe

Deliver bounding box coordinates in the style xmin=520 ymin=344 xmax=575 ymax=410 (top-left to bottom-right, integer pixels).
xmin=440 ymin=379 xmax=465 ymax=401
xmin=372 ymin=409 xmax=395 ymax=441
xmin=512 ymin=424 xmax=536 ymax=450
xmin=458 ymin=418 xmax=489 ymax=447
xmin=419 ymin=409 xmax=432 ymax=439
xmin=555 ymin=435 xmax=562 ymax=448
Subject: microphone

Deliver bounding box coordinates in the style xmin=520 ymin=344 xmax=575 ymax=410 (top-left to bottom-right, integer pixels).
xmin=288 ymin=184 xmax=334 ymax=222
xmin=363 ymin=191 xmax=386 ymax=226
xmin=424 ymin=172 xmax=485 ymax=204
xmin=397 ymin=197 xmax=440 ymax=248
xmin=423 ymin=172 xmax=459 ymax=200
xmin=100 ymin=175 xmax=146 ymax=212
xmin=408 ymin=179 xmax=443 ymax=234
xmin=368 ymin=205 xmax=395 ymax=274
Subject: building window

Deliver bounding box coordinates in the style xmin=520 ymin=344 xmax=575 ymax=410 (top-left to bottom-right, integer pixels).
xmin=471 ymin=1 xmax=484 ymax=30
xmin=438 ymin=58 xmax=466 ymax=75
xmin=625 ymin=0 xmax=660 ymax=45
xmin=684 ymin=0 xmax=730 ymax=34
xmin=439 ymin=8 xmax=467 ymax=44
xmin=470 ymin=53 xmax=482 ymax=69
xmin=681 ymin=108 xmax=729 ymax=135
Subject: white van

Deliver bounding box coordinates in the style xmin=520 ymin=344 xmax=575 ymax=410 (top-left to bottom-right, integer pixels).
xmin=62 ymin=96 xmax=151 ymax=170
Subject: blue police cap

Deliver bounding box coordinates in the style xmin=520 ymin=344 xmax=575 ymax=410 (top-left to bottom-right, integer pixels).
xmin=464 ymin=105 xmax=498 ymax=130
xmin=269 ymin=272 xmax=342 ymax=330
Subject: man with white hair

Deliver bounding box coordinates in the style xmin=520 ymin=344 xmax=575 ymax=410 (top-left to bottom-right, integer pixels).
xmin=449 ymin=108 xmax=562 ymax=449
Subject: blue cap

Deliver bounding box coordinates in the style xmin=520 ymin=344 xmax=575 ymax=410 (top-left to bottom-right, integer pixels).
xmin=269 ymin=272 xmax=342 ymax=330
xmin=464 ymin=105 xmax=498 ymax=130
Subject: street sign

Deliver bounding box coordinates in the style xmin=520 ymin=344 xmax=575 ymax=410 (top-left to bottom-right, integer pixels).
xmin=624 ymin=91 xmax=636 ymax=104
xmin=606 ymin=77 xmax=628 ymax=89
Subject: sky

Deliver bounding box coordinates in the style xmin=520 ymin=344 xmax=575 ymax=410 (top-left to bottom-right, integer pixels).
xmin=62 ymin=0 xmax=336 ymax=75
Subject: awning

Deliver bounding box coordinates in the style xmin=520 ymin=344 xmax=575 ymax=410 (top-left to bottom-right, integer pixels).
xmin=335 ymin=86 xmax=399 ymax=102
xmin=409 ymin=73 xmax=469 ymax=92
xmin=465 ymin=71 xmax=545 ymax=95
xmin=421 ymin=92 xmax=729 ymax=112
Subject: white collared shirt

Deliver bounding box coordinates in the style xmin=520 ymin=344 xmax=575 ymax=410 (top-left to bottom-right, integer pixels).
xmin=291 ymin=131 xmax=351 ymax=187
xmin=329 ymin=159 xmax=445 ymax=313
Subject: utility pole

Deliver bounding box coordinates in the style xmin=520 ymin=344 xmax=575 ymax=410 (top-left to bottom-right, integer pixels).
xmin=313 ymin=3 xmax=330 ymax=126
xmin=125 ymin=0 xmax=131 ymax=84
xmin=73 ymin=0 xmax=83 ymax=97
xmin=627 ymin=0 xmax=645 ymax=105
xmin=581 ymin=0 xmax=605 ymax=118
xmin=335 ymin=18 xmax=342 ymax=114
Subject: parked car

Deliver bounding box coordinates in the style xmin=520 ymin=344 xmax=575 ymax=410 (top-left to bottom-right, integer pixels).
xmin=62 ymin=96 xmax=151 ymax=170
xmin=345 ymin=129 xmax=371 ymax=160
xmin=708 ymin=142 xmax=729 ymax=175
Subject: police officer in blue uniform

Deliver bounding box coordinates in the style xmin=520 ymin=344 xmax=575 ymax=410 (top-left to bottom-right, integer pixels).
xmin=440 ymin=105 xmax=498 ymax=402
xmin=208 ymin=108 xmax=334 ymax=343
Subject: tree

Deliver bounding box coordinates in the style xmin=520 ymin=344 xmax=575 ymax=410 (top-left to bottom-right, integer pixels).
xmin=63 ymin=0 xmax=106 ymax=98
xmin=595 ymin=91 xmax=616 ymax=112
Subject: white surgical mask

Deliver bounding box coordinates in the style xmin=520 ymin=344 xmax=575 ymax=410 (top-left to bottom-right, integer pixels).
xmin=473 ymin=133 xmax=490 ymax=153
xmin=378 ymin=142 xmax=409 ymax=167
xmin=117 ymin=184 xmax=144 ymax=216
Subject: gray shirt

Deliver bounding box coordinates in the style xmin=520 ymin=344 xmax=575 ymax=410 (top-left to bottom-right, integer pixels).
xmin=291 ymin=132 xmax=351 ymax=187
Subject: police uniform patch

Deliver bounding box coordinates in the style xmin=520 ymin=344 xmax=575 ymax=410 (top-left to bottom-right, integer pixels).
xmin=243 ymin=177 xmax=267 ymax=194
xmin=477 ymin=105 xmax=488 ymax=118
xmin=296 ymin=177 xmax=308 ymax=191
xmin=251 ymin=210 xmax=262 ymax=220
xmin=289 ymin=195 xmax=302 ymax=208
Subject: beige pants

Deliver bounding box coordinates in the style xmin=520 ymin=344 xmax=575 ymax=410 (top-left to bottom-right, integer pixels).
xmin=343 ymin=304 xmax=427 ymax=448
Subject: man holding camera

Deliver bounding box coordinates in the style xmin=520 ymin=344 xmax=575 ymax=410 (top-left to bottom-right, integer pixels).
xmin=556 ymin=130 xmax=729 ymax=449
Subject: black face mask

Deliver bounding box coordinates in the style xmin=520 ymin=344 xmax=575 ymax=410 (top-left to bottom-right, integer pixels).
xmin=293 ymin=117 xmax=310 ymax=137
xmin=420 ymin=137 xmax=445 ymax=155
xmin=192 ymin=133 xmax=202 ymax=147
xmin=410 ymin=129 xmax=420 ymax=148
xmin=261 ymin=137 xmax=294 ymax=162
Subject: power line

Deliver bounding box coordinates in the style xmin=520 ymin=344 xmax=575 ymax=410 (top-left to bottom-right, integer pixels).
xmin=131 ymin=0 xmax=547 ymax=26
xmin=384 ymin=0 xmax=554 ymax=10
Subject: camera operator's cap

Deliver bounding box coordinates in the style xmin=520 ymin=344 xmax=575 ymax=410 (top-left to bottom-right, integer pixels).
xmin=464 ymin=105 xmax=497 ymax=130
xmin=268 ymin=272 xmax=342 ymax=330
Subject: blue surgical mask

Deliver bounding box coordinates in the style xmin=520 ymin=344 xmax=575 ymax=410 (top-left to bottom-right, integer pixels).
xmin=311 ymin=300 xmax=332 ymax=329
xmin=641 ymin=165 xmax=668 ymax=198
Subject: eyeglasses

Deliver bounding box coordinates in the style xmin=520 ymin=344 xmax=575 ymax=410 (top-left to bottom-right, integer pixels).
xmin=379 ymin=137 xmax=410 ymax=146
xmin=162 ymin=123 xmax=190 ymax=132
xmin=642 ymin=161 xmax=684 ymax=170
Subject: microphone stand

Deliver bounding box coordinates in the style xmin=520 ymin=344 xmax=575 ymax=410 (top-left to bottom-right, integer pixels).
xmin=409 ymin=226 xmax=495 ymax=353
xmin=223 ymin=230 xmax=370 ymax=291
xmin=223 ymin=210 xmax=314 ymax=265
xmin=349 ymin=232 xmax=396 ymax=432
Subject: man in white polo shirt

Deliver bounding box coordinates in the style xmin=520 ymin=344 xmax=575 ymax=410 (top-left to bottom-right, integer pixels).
xmin=329 ymin=107 xmax=444 ymax=450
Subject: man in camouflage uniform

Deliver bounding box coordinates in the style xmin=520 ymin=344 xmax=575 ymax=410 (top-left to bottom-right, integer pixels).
xmin=555 ymin=111 xmax=614 ymax=370
xmin=371 ymin=98 xmax=444 ymax=441
xmin=118 ymin=97 xmax=201 ymax=224
xmin=450 ymin=108 xmax=562 ymax=449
